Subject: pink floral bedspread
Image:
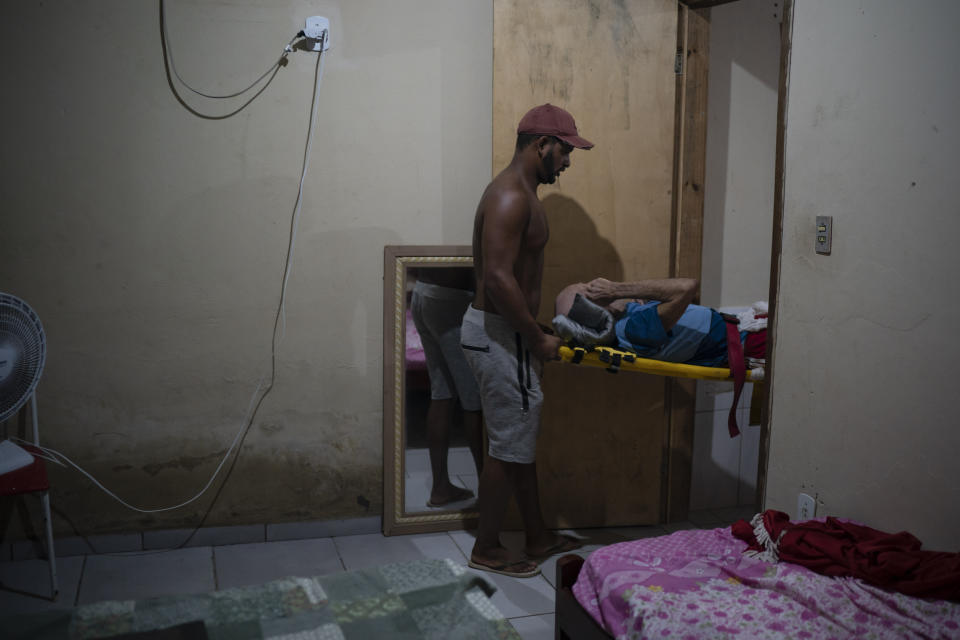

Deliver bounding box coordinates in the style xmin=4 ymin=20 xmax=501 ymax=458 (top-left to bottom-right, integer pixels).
xmin=572 ymin=527 xmax=960 ymax=639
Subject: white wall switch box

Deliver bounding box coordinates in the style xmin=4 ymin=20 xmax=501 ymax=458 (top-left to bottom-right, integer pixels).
xmin=305 ymin=16 xmax=330 ymax=51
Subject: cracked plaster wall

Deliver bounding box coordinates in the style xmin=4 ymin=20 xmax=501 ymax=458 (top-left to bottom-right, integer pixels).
xmin=767 ymin=0 xmax=960 ymax=551
xmin=0 ymin=0 xmax=492 ymax=536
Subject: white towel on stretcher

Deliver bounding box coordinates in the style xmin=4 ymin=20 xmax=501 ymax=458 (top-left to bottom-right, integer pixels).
xmin=736 ymin=302 xmax=768 ymax=333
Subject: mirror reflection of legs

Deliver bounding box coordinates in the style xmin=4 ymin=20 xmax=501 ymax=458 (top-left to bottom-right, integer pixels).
xmin=407 ymin=272 xmax=483 ymax=511
xmin=426 ymin=400 xmax=483 ymax=506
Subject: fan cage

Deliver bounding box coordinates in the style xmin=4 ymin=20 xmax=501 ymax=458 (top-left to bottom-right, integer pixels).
xmin=0 ymin=293 xmax=47 ymax=423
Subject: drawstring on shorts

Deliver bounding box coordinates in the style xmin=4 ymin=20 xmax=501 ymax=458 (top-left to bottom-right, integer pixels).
xmin=515 ymin=333 xmax=530 ymax=413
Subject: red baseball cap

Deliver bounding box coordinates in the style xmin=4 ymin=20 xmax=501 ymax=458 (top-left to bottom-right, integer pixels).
xmin=517 ymin=103 xmax=594 ymax=150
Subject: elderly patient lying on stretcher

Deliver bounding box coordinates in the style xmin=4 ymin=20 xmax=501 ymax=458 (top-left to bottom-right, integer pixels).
xmin=552 ymin=277 xmax=766 ymax=367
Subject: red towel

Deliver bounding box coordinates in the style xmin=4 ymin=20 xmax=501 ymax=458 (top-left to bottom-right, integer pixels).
xmin=732 ymin=510 xmax=960 ymax=601
xmin=743 ymin=329 xmax=766 ymax=360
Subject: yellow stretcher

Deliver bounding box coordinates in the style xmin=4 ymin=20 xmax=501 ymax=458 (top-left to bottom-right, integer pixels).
xmin=558 ymin=345 xmax=765 ymax=382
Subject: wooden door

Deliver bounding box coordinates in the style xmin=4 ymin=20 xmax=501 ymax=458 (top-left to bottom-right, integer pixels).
xmin=494 ymin=0 xmax=690 ymax=527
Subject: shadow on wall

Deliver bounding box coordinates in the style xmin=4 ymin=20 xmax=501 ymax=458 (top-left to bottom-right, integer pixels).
xmin=700 ymin=1 xmax=781 ymax=308
xmin=540 ymin=193 xmax=623 ymax=322
xmin=690 ymin=381 xmax=763 ymax=511
xmin=701 ymin=52 xmax=731 ymax=306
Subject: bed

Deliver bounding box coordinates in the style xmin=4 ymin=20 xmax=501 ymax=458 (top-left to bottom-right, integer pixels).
xmin=556 ymin=517 xmax=960 ymax=640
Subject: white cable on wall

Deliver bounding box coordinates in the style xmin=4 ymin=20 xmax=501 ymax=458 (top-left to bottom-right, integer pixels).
xmin=12 ymin=377 xmax=263 ymax=514
xmin=24 ymin=32 xmax=330 ymax=515
xmin=277 ymin=32 xmax=327 ymax=344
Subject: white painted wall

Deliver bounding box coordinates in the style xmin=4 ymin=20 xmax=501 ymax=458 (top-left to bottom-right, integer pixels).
xmin=0 ymin=0 xmax=492 ymax=534
xmin=767 ymin=0 xmax=960 ymax=551
xmin=700 ymin=0 xmax=780 ymax=309
xmin=691 ymin=0 xmax=780 ymax=510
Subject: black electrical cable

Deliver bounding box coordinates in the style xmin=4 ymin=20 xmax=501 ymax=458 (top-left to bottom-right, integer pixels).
xmin=160 ymin=0 xmax=300 ymax=99
xmin=158 ymin=0 xmax=304 ymax=119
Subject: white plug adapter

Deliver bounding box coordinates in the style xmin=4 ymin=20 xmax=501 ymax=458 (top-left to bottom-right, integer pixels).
xmin=305 ymin=16 xmax=330 ymax=51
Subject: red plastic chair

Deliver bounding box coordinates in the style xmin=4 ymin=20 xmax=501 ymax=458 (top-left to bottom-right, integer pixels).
xmin=0 ymin=394 xmax=58 ymax=600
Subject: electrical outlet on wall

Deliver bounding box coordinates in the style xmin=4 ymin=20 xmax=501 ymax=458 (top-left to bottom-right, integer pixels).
xmin=305 ymin=16 xmax=331 ymax=51
xmin=797 ymin=492 xmax=816 ymax=520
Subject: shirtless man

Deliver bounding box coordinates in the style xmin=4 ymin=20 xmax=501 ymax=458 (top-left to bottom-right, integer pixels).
xmin=460 ymin=104 xmax=593 ymax=578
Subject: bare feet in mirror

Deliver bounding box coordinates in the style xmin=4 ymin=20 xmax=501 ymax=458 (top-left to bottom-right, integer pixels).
xmin=426 ymin=484 xmax=474 ymax=507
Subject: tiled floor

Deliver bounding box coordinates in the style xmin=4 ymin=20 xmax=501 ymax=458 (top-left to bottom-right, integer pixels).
xmin=0 ymin=507 xmax=756 ymax=639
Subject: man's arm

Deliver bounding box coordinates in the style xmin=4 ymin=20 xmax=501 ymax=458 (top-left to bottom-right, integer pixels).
xmin=584 ymin=277 xmax=698 ymax=332
xmin=481 ymin=192 xmax=561 ymax=361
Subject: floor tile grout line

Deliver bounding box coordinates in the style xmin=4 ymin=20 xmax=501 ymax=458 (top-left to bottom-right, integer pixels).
xmin=445 ymin=531 xmax=470 ymax=564
xmin=211 ymin=546 xmax=219 ymax=591
xmin=330 ymin=536 xmax=347 ymax=572
xmin=73 ymin=554 xmax=88 ymax=608
xmin=506 ymin=612 xmax=553 ymax=621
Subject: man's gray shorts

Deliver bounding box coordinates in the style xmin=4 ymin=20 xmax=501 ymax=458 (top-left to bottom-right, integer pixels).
xmin=410 ymin=281 xmax=481 ymax=411
xmin=460 ymin=305 xmax=544 ymax=464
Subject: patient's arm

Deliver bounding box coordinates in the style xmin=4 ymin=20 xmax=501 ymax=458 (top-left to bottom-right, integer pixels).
xmin=584 ymin=277 xmax=698 ymax=332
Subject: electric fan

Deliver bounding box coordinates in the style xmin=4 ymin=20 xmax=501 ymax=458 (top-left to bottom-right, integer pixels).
xmin=0 ymin=291 xmax=58 ymax=599
xmin=0 ymin=292 xmax=47 ymax=472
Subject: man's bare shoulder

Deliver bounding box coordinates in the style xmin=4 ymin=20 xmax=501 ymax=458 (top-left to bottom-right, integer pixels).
xmin=479 ymin=170 xmax=532 ymax=219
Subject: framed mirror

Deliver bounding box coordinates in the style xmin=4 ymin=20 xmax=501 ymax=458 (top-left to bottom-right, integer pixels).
xmin=382 ymin=245 xmax=481 ymax=535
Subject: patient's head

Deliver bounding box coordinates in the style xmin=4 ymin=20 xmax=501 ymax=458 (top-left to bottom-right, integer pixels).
xmin=555 ymin=283 xmax=588 ymax=317
xmin=552 ymin=285 xmax=618 ymax=346
xmin=555 ymin=283 xmax=631 ymax=319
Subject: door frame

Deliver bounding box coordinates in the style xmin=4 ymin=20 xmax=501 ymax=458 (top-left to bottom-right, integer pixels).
xmin=664 ymin=2 xmax=711 ymax=522
xmin=756 ymin=0 xmax=793 ymax=511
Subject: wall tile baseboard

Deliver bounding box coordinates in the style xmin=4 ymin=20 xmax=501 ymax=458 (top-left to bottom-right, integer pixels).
xmin=3 ymin=516 xmax=384 ymax=561
xmin=267 ymin=516 xmax=382 ymax=542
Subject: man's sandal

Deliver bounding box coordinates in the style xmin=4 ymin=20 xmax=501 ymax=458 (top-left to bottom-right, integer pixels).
xmin=524 ymin=534 xmax=584 ymax=559
xmin=468 ymin=558 xmax=541 ymax=578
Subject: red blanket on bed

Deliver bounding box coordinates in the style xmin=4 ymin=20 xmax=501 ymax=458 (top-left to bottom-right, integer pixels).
xmin=732 ymin=510 xmax=960 ymax=601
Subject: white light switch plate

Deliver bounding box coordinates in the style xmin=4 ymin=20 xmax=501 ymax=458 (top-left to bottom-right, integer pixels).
xmin=816 ymin=215 xmax=832 ymax=254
